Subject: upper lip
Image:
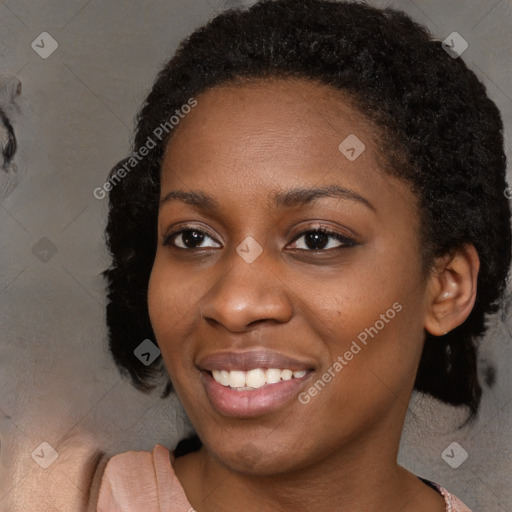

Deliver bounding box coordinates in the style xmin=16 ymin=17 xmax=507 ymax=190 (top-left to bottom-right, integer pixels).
xmin=197 ymin=348 xmax=316 ymax=372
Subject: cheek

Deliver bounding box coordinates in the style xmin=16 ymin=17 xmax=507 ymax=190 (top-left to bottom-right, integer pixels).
xmin=147 ymin=254 xmax=200 ymax=332
xmin=353 ymin=308 xmax=424 ymax=406
xmin=147 ymin=259 xmax=191 ymax=372
xmin=295 ymin=254 xmax=426 ymax=412
xmin=292 ymin=260 xmax=410 ymax=349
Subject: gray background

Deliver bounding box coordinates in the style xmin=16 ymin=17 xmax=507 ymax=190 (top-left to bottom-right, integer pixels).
xmin=0 ymin=0 xmax=511 ymax=510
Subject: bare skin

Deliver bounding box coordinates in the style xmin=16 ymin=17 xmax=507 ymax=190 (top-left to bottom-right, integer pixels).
xmin=147 ymin=77 xmax=479 ymax=512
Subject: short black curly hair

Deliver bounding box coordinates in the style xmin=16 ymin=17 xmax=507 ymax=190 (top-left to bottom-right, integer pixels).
xmin=102 ymin=0 xmax=511 ymax=424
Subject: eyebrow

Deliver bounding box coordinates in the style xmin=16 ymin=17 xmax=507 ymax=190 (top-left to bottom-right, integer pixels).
xmin=159 ymin=184 xmax=375 ymax=212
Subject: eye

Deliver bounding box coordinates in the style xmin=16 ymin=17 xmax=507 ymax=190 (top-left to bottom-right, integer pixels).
xmin=287 ymin=227 xmax=357 ymax=251
xmin=163 ymin=225 xmax=357 ymax=251
xmin=163 ymin=227 xmax=221 ymax=249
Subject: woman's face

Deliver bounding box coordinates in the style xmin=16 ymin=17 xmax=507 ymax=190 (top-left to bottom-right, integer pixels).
xmin=148 ymin=78 xmax=431 ymax=474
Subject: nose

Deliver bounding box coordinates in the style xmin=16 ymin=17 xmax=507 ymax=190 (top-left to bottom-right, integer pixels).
xmin=200 ymin=249 xmax=294 ymax=333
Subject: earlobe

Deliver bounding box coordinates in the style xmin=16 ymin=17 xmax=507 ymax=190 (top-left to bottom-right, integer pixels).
xmin=424 ymin=244 xmax=480 ymax=336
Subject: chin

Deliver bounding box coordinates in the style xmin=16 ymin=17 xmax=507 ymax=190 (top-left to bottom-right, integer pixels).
xmin=207 ymin=440 xmax=311 ymax=477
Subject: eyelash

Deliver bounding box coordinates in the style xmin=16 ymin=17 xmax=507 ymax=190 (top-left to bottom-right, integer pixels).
xmin=162 ymin=225 xmax=358 ymax=251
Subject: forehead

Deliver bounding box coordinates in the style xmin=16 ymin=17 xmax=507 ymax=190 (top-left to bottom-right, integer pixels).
xmin=157 ymin=78 xmax=421 ymax=249
xmin=161 ymin=77 xmax=381 ymax=187
xmin=169 ymin=78 xmax=373 ymax=149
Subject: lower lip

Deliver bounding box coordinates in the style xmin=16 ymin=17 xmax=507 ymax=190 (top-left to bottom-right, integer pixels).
xmin=201 ymin=371 xmax=312 ymax=418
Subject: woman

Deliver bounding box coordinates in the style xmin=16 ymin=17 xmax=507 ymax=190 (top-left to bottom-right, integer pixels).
xmin=97 ymin=0 xmax=511 ymax=510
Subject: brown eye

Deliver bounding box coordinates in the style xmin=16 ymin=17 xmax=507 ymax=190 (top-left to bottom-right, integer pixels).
xmin=288 ymin=228 xmax=357 ymax=251
xmin=163 ymin=228 xmax=221 ymax=249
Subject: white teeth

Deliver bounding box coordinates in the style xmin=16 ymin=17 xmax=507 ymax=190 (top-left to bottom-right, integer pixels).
xmin=219 ymin=370 xmax=230 ymax=386
xmin=229 ymin=370 xmax=246 ymax=388
xmin=212 ymin=370 xmax=230 ymax=386
xmin=265 ymin=368 xmax=282 ymax=384
xmin=245 ymin=368 xmax=266 ymax=389
xmin=280 ymin=369 xmax=293 ymax=380
xmin=211 ymin=367 xmax=308 ymax=389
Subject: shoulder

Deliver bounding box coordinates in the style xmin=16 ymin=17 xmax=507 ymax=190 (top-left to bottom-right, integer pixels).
xmin=96 ymin=444 xmax=193 ymax=511
xmin=96 ymin=445 xmax=172 ymax=511
xmin=102 ymin=443 xmax=173 ymax=472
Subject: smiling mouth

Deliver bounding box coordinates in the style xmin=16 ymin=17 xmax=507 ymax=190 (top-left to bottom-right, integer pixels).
xmin=197 ymin=348 xmax=316 ymax=416
xmin=201 ymin=368 xmax=314 ymax=418
xmin=209 ymin=367 xmax=309 ymax=390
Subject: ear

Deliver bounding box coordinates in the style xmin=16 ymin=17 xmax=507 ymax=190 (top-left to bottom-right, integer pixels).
xmin=424 ymin=244 xmax=480 ymax=336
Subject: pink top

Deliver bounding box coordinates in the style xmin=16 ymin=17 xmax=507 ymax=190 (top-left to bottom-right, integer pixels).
xmin=96 ymin=444 xmax=472 ymax=512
